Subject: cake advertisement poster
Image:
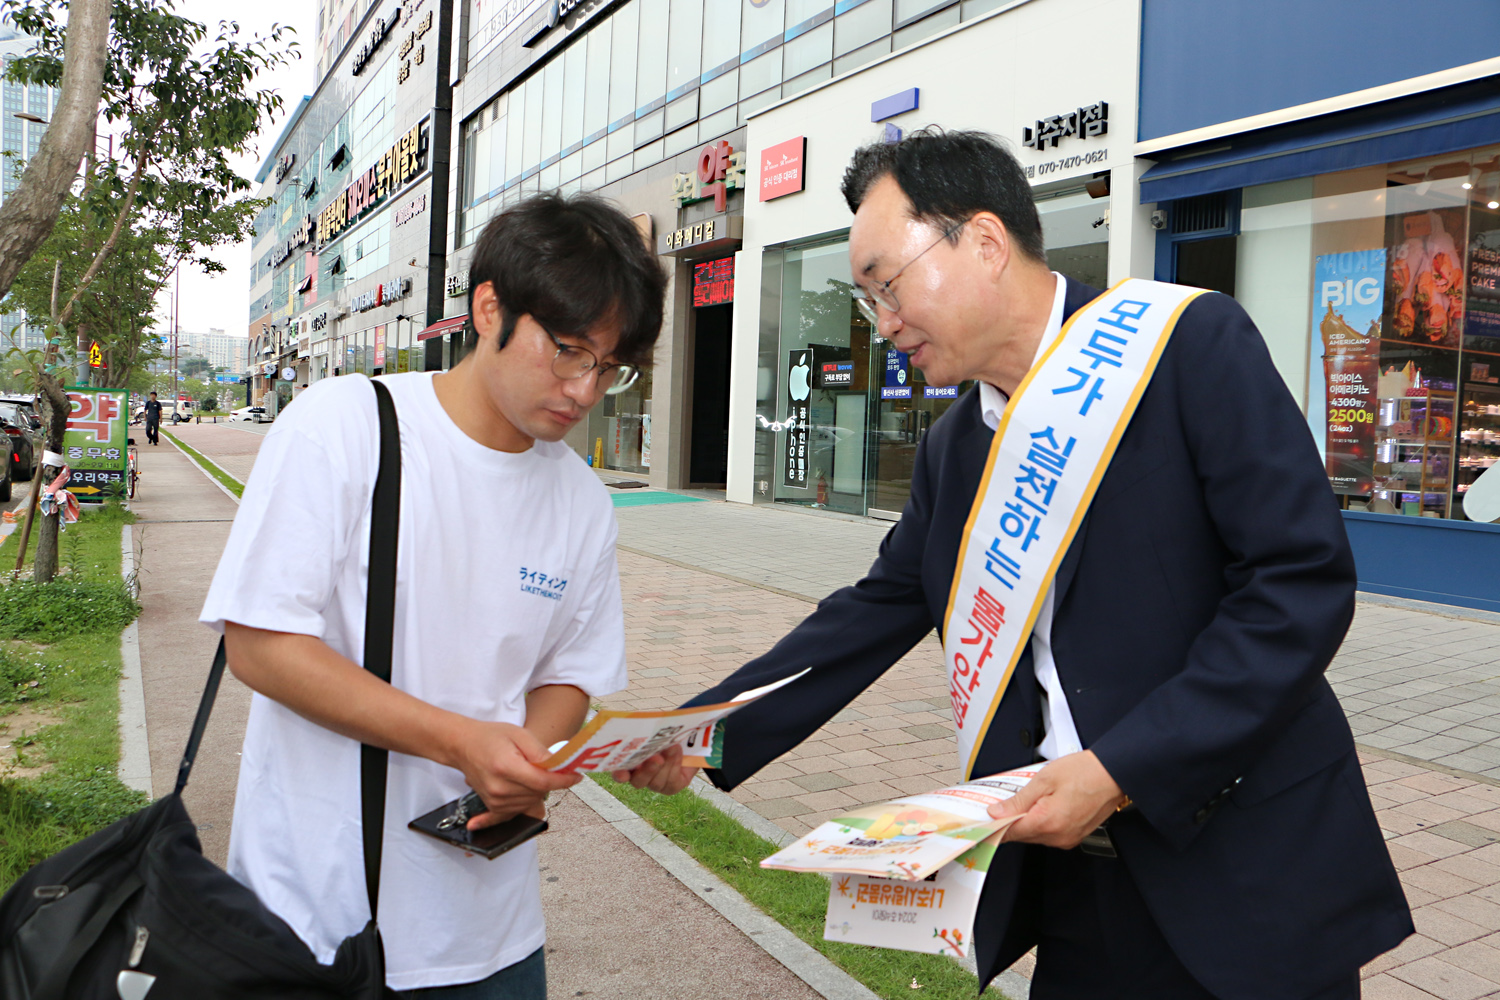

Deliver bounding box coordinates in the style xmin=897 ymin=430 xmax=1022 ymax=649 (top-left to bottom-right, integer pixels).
xmin=1309 ymin=250 xmax=1384 ymax=494
xmin=1465 ymin=206 xmax=1500 ymax=356
xmin=1387 ymin=208 xmax=1466 ymax=349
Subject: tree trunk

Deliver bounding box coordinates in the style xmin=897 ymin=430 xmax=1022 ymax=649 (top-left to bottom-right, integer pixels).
xmin=0 ymin=0 xmax=110 ymax=302
xmin=31 ymin=374 xmax=71 ymax=583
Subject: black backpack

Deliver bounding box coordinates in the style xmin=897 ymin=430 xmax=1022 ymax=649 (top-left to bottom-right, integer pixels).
xmin=0 ymin=379 xmax=403 ymax=999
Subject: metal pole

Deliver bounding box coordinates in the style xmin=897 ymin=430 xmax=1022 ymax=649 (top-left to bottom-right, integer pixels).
xmin=173 ymin=267 xmax=180 ymax=416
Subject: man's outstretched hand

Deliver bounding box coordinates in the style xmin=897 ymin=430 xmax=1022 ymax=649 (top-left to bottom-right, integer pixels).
xmin=612 ymin=743 xmax=699 ymax=795
xmin=454 ymin=719 xmax=582 ymax=831
xmin=988 ymin=750 xmax=1127 ymax=849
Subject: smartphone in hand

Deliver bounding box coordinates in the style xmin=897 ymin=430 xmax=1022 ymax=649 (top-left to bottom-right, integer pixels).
xmin=410 ymin=793 xmax=548 ymax=859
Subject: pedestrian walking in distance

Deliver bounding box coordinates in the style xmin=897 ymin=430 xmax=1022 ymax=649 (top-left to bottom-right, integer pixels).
xmin=143 ymin=391 xmax=162 ymax=445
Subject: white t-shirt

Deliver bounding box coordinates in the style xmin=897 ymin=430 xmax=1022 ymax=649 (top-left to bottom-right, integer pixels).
xmin=199 ymin=372 xmax=627 ymax=990
xmin=977 ymin=272 xmax=1084 ymax=761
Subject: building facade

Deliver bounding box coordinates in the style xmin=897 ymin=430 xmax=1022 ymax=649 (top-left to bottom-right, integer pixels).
xmin=444 ymin=0 xmax=1056 ymax=486
xmin=714 ymin=0 xmax=1500 ymax=610
xmin=727 ymin=0 xmax=1141 ymax=517
xmin=1128 ymin=0 xmax=1500 ymax=611
xmin=178 ymin=328 xmax=248 ymax=375
xmin=247 ymin=0 xmax=455 ymax=413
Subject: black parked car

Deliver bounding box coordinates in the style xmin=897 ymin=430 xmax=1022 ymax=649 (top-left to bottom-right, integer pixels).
xmin=0 ymin=432 xmax=11 ymax=502
xmin=0 ymin=401 xmax=38 ymax=480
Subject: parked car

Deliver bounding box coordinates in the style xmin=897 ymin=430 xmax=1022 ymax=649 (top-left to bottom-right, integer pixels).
xmin=0 ymin=432 xmax=11 ymax=502
xmin=229 ymin=405 xmax=266 ymax=422
xmin=0 ymin=401 xmax=38 ymax=479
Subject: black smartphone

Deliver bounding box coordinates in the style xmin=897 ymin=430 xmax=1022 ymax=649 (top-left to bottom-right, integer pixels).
xmin=409 ymin=796 xmax=548 ymax=860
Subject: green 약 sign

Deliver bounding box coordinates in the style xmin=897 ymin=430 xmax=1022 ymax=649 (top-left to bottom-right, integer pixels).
xmin=63 ymin=387 xmax=128 ymax=501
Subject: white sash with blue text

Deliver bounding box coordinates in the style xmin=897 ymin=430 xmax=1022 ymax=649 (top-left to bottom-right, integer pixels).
xmin=943 ymin=278 xmax=1206 ymax=779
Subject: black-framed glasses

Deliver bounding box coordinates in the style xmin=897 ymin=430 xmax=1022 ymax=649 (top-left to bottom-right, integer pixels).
xmin=851 ymin=217 xmax=972 ymax=333
xmin=540 ymin=326 xmax=641 ymax=395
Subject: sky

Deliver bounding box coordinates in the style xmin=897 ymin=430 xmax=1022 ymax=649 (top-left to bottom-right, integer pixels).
xmin=159 ymin=0 xmax=318 ymax=336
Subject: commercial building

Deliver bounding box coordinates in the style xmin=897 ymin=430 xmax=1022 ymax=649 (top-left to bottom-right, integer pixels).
xmin=246 ymin=0 xmax=454 ymax=413
xmin=727 ymin=0 xmax=1140 ymax=517
xmin=444 ymin=0 xmax=1066 ymax=485
xmin=717 ymin=0 xmax=1500 ymax=611
xmin=1124 ymin=0 xmax=1500 ymax=611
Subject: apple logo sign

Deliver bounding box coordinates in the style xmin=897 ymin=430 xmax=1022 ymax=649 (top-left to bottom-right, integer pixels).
xmin=1463 ymin=462 xmax=1500 ymax=523
xmin=790 ymin=353 xmax=811 ymax=401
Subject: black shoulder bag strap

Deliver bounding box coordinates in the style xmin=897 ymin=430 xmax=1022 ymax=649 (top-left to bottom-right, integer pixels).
xmin=177 ymin=378 xmax=401 ymax=925
xmin=361 ymin=378 xmax=400 ymax=921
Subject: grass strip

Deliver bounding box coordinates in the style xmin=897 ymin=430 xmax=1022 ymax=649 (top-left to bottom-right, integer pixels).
xmin=592 ymin=775 xmax=1007 ymax=1000
xmin=162 ymin=429 xmax=244 ymax=498
xmin=0 ymin=502 xmax=148 ymax=889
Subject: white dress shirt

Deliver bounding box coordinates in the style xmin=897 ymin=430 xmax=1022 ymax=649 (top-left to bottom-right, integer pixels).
xmin=975 ymin=273 xmax=1083 ymax=761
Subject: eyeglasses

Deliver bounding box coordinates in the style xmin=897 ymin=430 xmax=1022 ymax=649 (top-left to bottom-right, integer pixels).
xmin=851 ymin=218 xmax=971 ymax=332
xmin=540 ymin=326 xmax=641 ymax=395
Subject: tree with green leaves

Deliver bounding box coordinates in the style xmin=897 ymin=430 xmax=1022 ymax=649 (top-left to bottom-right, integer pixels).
xmin=2 ymin=0 xmax=295 ymax=583
xmin=0 ymin=0 xmax=108 ymax=304
xmin=3 ymin=191 xmax=168 ymax=387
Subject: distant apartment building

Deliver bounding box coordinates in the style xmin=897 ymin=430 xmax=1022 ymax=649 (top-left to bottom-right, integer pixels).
xmin=0 ymin=29 xmax=60 ymax=354
xmin=179 ymin=328 xmax=248 ymax=374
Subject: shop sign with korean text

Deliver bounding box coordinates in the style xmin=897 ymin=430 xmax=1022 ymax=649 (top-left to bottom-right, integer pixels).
xmin=692 ymin=257 xmax=735 ymax=307
xmin=760 ymin=136 xmax=806 ymax=201
xmin=659 ymin=213 xmax=742 ymax=257
xmin=784 ymin=349 xmax=812 ymax=487
xmin=883 ymin=349 xmax=912 ymax=399
xmin=63 ymin=388 xmax=127 ymax=501
xmin=671 ymin=140 xmax=747 ymax=211
xmin=315 ymin=120 xmax=430 ymax=249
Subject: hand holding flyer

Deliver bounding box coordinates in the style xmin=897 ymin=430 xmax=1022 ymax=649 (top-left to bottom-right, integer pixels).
xmin=761 ymin=767 xmax=1038 ymax=881
xmin=540 ymin=669 xmax=809 ymax=775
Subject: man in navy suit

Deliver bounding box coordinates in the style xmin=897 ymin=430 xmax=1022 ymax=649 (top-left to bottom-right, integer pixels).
xmin=621 ymin=130 xmax=1411 ymax=999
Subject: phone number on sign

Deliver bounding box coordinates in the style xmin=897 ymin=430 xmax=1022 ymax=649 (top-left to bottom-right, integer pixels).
xmin=870 ymin=909 xmax=919 ymax=924
xmin=1025 ymin=148 xmax=1108 ymax=178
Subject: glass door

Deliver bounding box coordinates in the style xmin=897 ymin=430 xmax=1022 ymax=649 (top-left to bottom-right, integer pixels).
xmin=864 ymin=310 xmax=965 ymax=516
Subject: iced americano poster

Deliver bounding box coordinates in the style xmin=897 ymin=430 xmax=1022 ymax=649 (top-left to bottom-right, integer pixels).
xmin=1308 ymin=250 xmax=1384 ymax=494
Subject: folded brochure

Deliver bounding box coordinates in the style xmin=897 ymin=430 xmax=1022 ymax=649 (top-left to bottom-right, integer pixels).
xmin=541 ymin=669 xmax=809 ymax=774
xmin=761 ymin=767 xmax=1038 ymax=881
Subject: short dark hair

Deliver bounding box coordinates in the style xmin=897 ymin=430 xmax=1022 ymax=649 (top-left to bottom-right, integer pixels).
xmin=840 ymin=128 xmax=1046 ymax=264
xmin=465 ymin=192 xmax=667 ymax=367
xmin=149 ymin=391 xmax=156 ymax=395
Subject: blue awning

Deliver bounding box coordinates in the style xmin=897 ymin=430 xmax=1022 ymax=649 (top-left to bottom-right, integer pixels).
xmin=1140 ymin=78 xmax=1500 ymax=204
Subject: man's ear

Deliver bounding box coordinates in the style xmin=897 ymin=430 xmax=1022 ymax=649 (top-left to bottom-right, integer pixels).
xmin=968 ymin=212 xmax=1013 ymax=280
xmin=472 ymin=281 xmax=504 ymax=346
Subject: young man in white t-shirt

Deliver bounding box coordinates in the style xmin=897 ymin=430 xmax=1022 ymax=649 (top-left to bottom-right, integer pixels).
xmin=199 ymin=193 xmax=667 ymax=997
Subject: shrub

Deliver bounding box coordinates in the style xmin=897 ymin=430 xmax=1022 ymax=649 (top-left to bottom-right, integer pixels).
xmin=0 ymin=579 xmax=139 ymax=643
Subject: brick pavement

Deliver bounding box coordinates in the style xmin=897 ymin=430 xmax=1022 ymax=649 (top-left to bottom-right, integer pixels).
xmin=172 ymin=428 xmax=1500 ymax=998
xmin=616 ymin=498 xmax=1500 ymax=780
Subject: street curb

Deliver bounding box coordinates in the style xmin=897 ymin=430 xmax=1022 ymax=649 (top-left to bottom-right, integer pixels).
xmin=162 ymin=433 xmax=242 ymax=506
xmin=570 ymin=777 xmax=881 ymax=1000
xmin=1355 ymin=591 xmax=1500 ymax=626
xmin=117 ymin=523 xmax=152 ymax=797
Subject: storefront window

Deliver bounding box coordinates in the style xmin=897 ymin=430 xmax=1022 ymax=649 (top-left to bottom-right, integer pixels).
xmin=760 ymin=187 xmax=1111 ymax=518
xmin=585 ymin=366 xmax=655 ymax=474
xmin=1228 ymin=146 xmax=1500 ymax=520
xmin=773 ymin=240 xmax=870 ymax=515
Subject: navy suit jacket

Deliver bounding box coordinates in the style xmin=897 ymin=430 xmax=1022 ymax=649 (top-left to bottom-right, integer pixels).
xmin=688 ymin=279 xmax=1412 ymax=998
